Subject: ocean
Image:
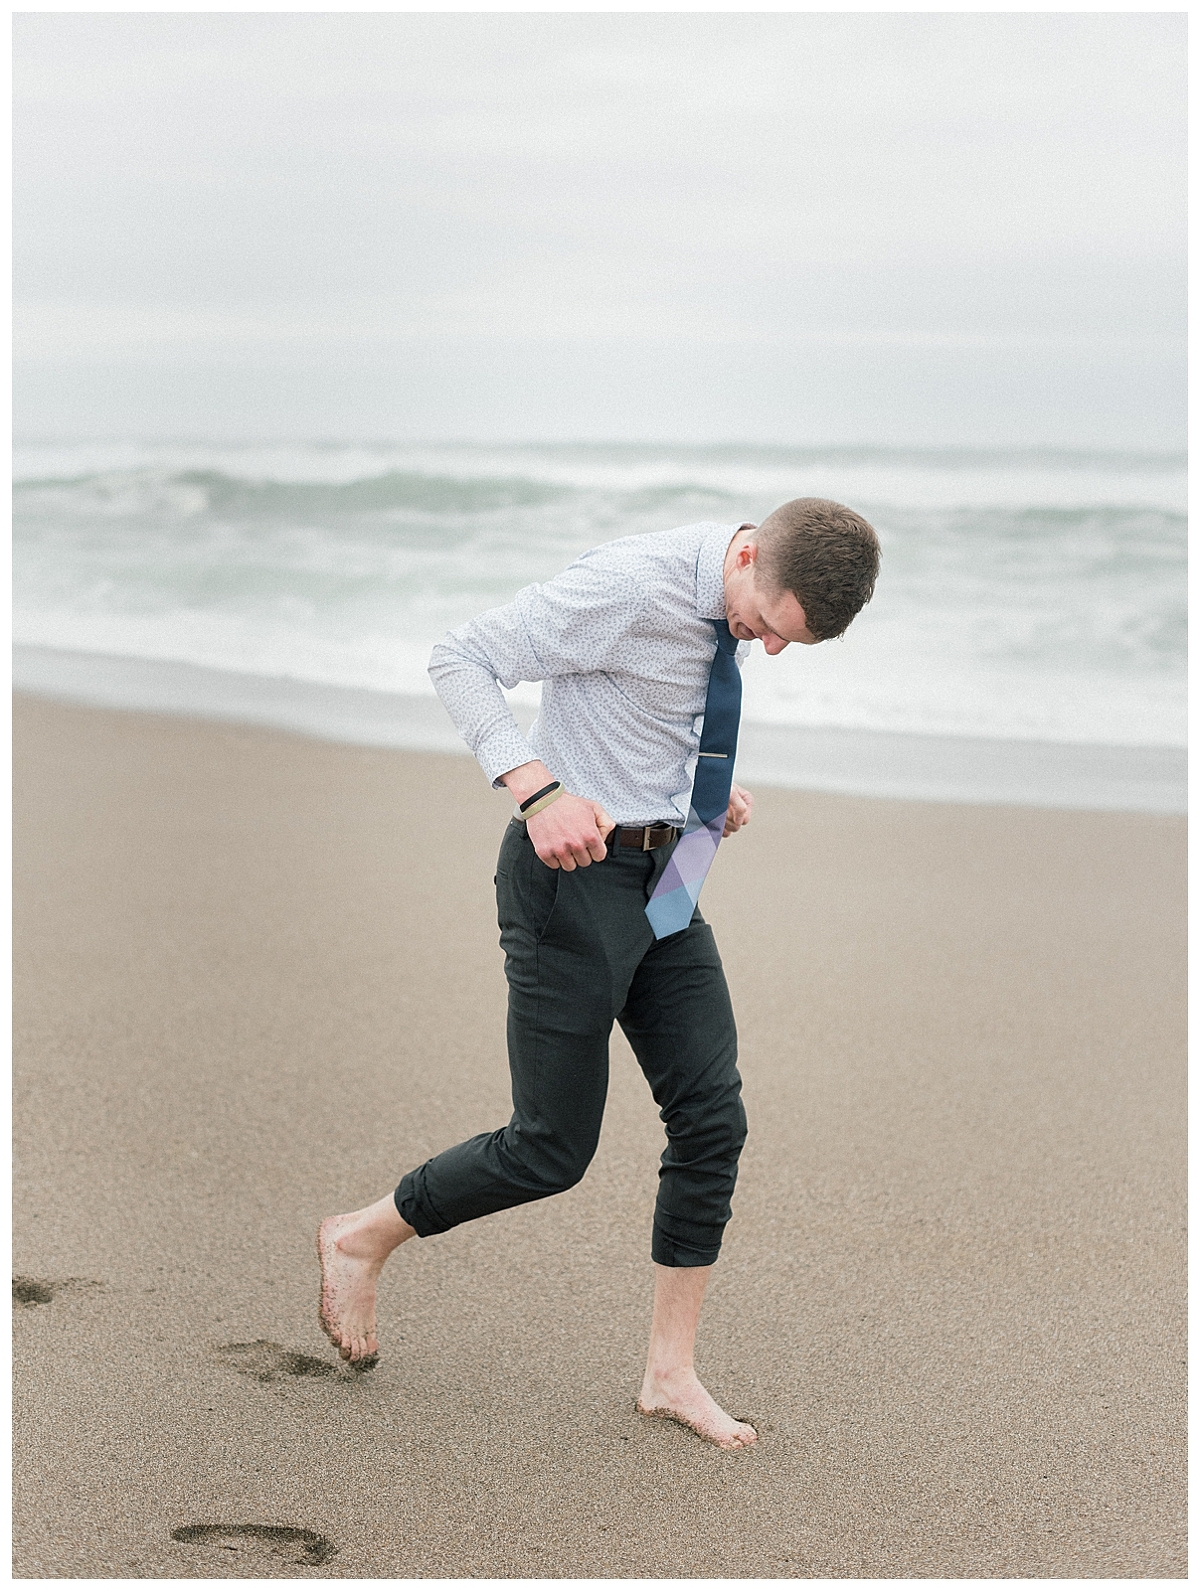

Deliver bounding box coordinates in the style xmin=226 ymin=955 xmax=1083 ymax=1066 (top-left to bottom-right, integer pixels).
xmin=12 ymin=440 xmax=1187 ymax=811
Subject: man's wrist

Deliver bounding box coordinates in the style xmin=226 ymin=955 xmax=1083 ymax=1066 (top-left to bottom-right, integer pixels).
xmin=517 ymin=782 xmax=564 ymax=821
xmin=500 ymin=760 xmax=557 ymax=808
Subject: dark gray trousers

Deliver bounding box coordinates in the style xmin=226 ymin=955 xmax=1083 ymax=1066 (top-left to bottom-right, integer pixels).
xmin=395 ymin=819 xmax=746 ymax=1265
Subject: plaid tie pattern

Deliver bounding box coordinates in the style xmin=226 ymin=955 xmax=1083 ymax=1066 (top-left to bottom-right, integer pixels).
xmin=645 ymin=619 xmax=742 ymax=939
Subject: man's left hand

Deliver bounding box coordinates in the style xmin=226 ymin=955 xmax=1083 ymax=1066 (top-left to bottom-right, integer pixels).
xmin=723 ymin=783 xmax=754 ymax=837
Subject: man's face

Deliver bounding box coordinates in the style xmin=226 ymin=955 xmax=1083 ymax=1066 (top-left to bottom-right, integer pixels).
xmin=723 ymin=541 xmax=819 ymax=653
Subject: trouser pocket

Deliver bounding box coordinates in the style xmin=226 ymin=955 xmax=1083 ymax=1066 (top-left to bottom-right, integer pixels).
xmin=496 ymin=821 xmax=561 ymax=944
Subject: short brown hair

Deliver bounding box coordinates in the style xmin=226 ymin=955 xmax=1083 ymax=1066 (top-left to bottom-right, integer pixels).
xmin=755 ymin=498 xmax=880 ymax=641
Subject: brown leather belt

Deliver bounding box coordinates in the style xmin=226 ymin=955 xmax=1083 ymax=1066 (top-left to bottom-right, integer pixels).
xmin=607 ymin=824 xmax=678 ymax=852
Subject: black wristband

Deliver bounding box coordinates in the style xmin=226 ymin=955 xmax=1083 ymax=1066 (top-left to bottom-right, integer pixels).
xmin=519 ymin=781 xmax=562 ymax=813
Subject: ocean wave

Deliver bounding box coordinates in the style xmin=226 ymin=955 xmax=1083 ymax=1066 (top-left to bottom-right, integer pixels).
xmin=13 ymin=439 xmax=1187 ymax=515
xmin=14 ymin=467 xmax=1187 ymax=531
xmin=13 ymin=467 xmax=571 ymax=520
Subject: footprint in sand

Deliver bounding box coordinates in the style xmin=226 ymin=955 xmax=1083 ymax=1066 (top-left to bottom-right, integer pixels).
xmin=171 ymin=1523 xmax=337 ymax=1567
xmin=214 ymin=1339 xmax=357 ymax=1383
xmin=13 ymin=1276 xmax=101 ymax=1307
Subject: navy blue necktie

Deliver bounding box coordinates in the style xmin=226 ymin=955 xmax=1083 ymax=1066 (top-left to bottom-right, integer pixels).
xmin=646 ymin=620 xmax=742 ymax=938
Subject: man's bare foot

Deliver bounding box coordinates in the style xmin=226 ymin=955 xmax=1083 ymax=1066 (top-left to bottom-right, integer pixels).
xmin=316 ymin=1196 xmax=414 ymax=1368
xmin=637 ymin=1367 xmax=758 ymax=1450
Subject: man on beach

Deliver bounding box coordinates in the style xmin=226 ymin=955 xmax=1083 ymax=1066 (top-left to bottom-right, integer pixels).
xmin=318 ymin=499 xmax=880 ymax=1449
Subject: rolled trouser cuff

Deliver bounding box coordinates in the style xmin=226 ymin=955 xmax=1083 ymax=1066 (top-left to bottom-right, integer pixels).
xmin=394 ymin=1164 xmax=452 ymax=1238
xmin=651 ymin=1227 xmax=722 ymax=1267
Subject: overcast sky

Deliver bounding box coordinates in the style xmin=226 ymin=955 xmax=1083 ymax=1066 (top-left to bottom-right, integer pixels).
xmin=13 ymin=11 xmax=1186 ymax=447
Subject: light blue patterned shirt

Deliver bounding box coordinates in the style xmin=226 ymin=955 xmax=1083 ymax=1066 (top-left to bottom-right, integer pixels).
xmin=428 ymin=520 xmax=750 ymax=826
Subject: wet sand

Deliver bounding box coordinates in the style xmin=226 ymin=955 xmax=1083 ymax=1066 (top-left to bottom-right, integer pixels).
xmin=13 ymin=694 xmax=1186 ymax=1577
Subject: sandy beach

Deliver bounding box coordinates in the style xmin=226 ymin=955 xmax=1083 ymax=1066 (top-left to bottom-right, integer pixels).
xmin=13 ymin=693 xmax=1186 ymax=1578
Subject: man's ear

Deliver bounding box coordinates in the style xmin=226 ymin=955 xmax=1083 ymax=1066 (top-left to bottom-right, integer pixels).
xmin=740 ymin=540 xmax=759 ymax=569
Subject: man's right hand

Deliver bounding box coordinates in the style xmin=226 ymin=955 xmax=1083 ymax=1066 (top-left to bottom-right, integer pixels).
xmin=527 ymin=792 xmax=615 ymax=870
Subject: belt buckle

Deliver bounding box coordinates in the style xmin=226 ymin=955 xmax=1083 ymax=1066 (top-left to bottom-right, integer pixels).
xmin=641 ymin=826 xmax=654 ymax=851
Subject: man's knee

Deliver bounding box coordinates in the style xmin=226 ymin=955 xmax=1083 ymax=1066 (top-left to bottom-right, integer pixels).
xmin=503 ymin=1127 xmax=597 ymax=1198
xmin=666 ymin=1085 xmax=747 ymax=1165
xmin=726 ymin=1091 xmax=748 ymax=1155
xmin=537 ymin=1142 xmax=594 ymax=1195
xmin=710 ymin=1091 xmax=748 ymax=1162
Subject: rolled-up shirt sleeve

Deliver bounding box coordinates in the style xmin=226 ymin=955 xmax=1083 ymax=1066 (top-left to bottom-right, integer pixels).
xmin=428 ymin=549 xmax=647 ymax=788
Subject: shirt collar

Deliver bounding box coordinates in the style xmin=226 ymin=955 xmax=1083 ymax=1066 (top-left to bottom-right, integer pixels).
xmin=695 ymin=522 xmax=754 ymax=619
